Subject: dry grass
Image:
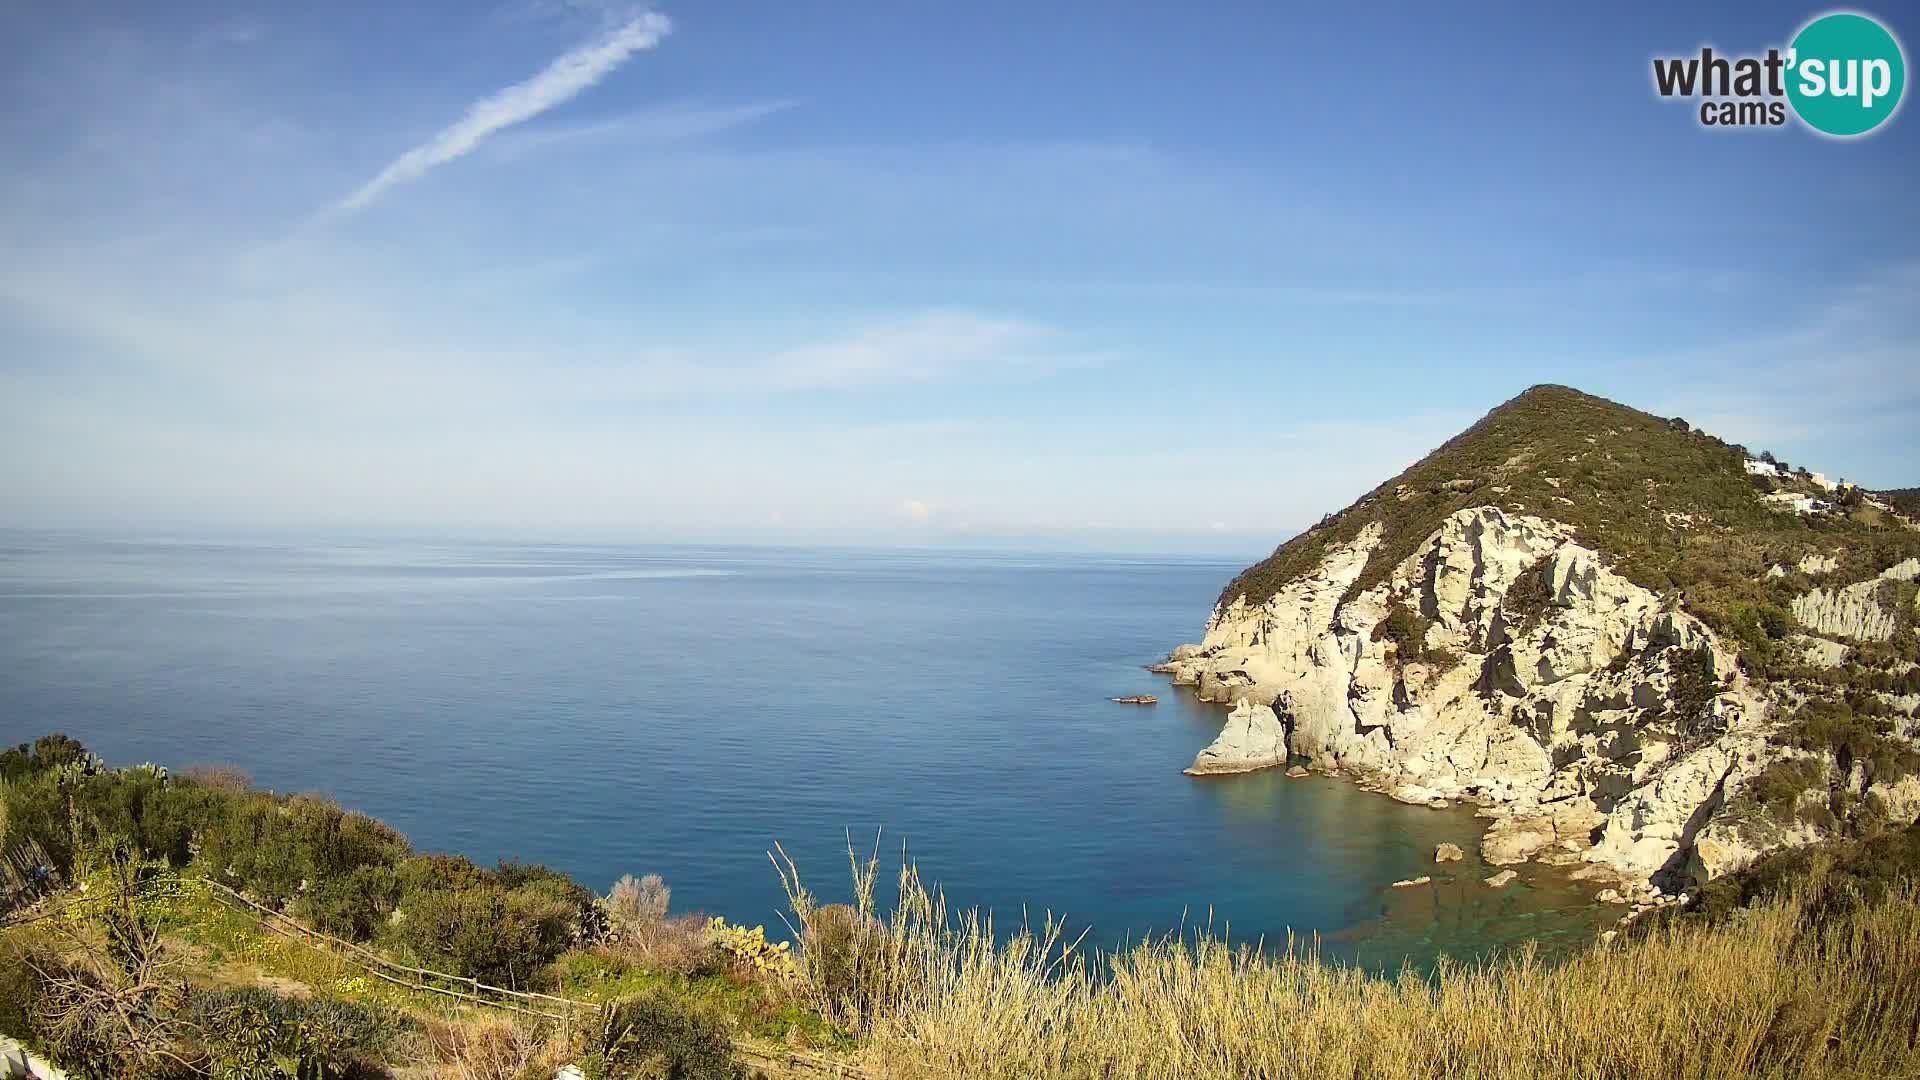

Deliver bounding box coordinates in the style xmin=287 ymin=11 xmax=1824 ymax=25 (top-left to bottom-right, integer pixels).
xmin=610 ymin=912 xmax=727 ymax=978
xmin=178 ymin=764 xmax=254 ymax=794
xmin=777 ymin=846 xmax=1920 ymax=1080
xmin=415 ymin=1015 xmax=571 ymax=1080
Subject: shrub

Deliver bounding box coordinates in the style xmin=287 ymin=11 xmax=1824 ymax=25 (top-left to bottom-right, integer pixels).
xmin=298 ymin=863 xmax=401 ymax=941
xmin=424 ymin=1017 xmax=561 ymax=1080
xmin=188 ymin=988 xmax=405 ymax=1080
xmin=1744 ymin=757 xmax=1829 ymax=825
xmin=1721 ymin=601 xmax=1793 ymax=678
xmin=391 ymin=880 xmax=535 ymax=986
xmin=16 ymin=852 xmax=194 ymax=1079
xmin=397 ymin=853 xmax=493 ymax=896
xmin=1500 ymin=558 xmax=1556 ymax=632
xmin=615 ymin=913 xmax=727 ymax=979
xmin=179 ymin=764 xmax=253 ymax=794
xmin=0 ymin=932 xmax=45 ymax=1037
xmin=587 ymin=991 xmax=742 ymax=1080
xmin=798 ymin=903 xmax=892 ymax=1018
xmin=390 ymin=874 xmax=582 ymax=989
xmin=610 ymin=873 xmax=672 ymax=928
xmin=1778 ymin=697 xmax=1920 ymax=784
xmin=499 ymin=860 xmax=603 ymax=947
xmin=1372 ymin=605 xmax=1437 ymax=664
xmin=1666 ymin=645 xmax=1724 ymax=747
xmin=0 ymin=733 xmax=90 ymax=783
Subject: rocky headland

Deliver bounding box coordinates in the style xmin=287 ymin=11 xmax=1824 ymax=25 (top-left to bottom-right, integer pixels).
xmin=1158 ymin=386 xmax=1920 ymax=907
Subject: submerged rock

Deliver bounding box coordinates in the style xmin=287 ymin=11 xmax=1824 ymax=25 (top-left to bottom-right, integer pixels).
xmin=1482 ymin=816 xmax=1556 ymax=866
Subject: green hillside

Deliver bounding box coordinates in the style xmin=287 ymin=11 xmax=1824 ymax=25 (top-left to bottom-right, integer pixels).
xmin=1219 ymin=385 xmax=1920 ymax=670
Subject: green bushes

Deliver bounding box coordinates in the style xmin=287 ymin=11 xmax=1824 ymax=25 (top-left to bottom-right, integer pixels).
xmin=1371 ymin=605 xmax=1454 ymax=666
xmin=1778 ymin=696 xmax=1920 ymax=784
xmin=797 ymin=903 xmax=890 ymax=1015
xmin=194 ymin=794 xmax=411 ymax=910
xmin=298 ymin=864 xmax=400 ymax=941
xmin=0 ymin=734 xmax=90 ymax=783
xmin=1665 ymin=645 xmax=1724 ymax=747
xmin=1720 ymin=601 xmax=1794 ymax=678
xmin=387 ymin=863 xmax=590 ymax=989
xmin=187 ymin=988 xmax=404 ymax=1080
xmin=1659 ymin=820 xmax=1920 ymax=932
xmin=0 ymin=739 xmax=416 ymax=919
xmin=585 ymin=991 xmax=743 ymax=1080
xmin=0 ymin=931 xmax=40 ymax=1036
xmin=1501 ymin=558 xmax=1555 ymax=632
xmin=1741 ymin=757 xmax=1829 ymax=826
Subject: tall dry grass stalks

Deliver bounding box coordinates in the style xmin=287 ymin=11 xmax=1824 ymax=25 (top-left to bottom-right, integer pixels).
xmin=776 ymin=844 xmax=1920 ymax=1080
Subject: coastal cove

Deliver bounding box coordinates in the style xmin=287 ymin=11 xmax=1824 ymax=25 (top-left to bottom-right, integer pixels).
xmin=0 ymin=531 xmax=1614 ymax=971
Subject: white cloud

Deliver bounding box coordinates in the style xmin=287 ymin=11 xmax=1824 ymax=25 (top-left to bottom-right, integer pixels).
xmin=493 ymin=100 xmax=795 ymax=158
xmin=192 ymin=18 xmax=265 ymax=49
xmin=336 ymin=11 xmax=672 ymax=213
xmin=899 ymin=499 xmax=933 ymax=523
xmin=765 ymin=312 xmax=1080 ymax=390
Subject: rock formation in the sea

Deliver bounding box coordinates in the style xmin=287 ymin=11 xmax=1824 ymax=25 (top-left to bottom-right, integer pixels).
xmin=1185 ymin=698 xmax=1287 ymax=775
xmin=1164 ymin=386 xmax=1920 ymax=898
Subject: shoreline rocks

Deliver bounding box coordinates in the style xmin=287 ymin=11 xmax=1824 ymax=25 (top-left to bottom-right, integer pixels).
xmin=1184 ymin=699 xmax=1287 ymax=776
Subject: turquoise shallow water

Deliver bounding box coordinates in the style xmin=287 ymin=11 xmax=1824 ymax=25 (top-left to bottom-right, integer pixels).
xmin=0 ymin=530 xmax=1613 ymax=970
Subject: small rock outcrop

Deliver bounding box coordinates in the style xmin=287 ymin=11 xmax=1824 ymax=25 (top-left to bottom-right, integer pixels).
xmin=1484 ymin=870 xmax=1518 ymax=888
xmin=1184 ymin=699 xmax=1287 ymax=776
xmin=1434 ymin=843 xmax=1465 ymax=863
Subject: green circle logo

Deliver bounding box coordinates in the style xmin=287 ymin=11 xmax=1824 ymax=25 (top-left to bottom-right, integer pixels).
xmin=1787 ymin=12 xmax=1906 ymax=136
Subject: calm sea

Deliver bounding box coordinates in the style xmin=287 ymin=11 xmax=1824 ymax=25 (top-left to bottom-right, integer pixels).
xmin=0 ymin=531 xmax=1613 ymax=969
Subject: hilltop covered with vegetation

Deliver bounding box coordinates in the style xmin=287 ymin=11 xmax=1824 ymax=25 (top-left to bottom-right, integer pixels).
xmin=6 ymin=734 xmax=1920 ymax=1079
xmin=1219 ymin=385 xmax=1920 ymax=653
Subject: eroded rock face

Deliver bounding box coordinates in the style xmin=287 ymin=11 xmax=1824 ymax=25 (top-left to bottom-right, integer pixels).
xmin=1163 ymin=507 xmax=1779 ymax=893
xmin=1791 ymin=558 xmax=1920 ymax=642
xmin=1165 ymin=507 xmax=1920 ymax=894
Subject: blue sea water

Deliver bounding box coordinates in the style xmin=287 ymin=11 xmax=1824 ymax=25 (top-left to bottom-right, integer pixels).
xmin=0 ymin=531 xmax=1613 ymax=969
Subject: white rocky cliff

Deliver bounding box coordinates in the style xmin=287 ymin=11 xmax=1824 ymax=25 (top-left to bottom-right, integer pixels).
xmin=1159 ymin=506 xmax=1915 ymax=896
xmin=1183 ymin=698 xmax=1287 ymax=775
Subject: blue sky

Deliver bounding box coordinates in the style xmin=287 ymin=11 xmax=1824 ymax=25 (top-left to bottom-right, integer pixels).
xmin=1 ymin=1 xmax=1915 ymax=554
